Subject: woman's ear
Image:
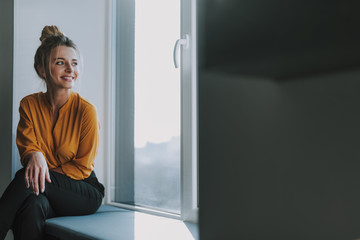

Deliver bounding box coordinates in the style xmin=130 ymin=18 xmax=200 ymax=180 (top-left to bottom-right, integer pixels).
xmin=37 ymin=66 xmax=46 ymax=79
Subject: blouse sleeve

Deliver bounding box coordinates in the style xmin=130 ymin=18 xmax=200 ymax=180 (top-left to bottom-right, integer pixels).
xmin=16 ymin=99 xmax=44 ymax=166
xmin=60 ymin=104 xmax=100 ymax=180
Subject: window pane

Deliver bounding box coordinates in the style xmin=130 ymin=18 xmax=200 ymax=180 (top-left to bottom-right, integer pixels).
xmin=134 ymin=0 xmax=181 ymax=213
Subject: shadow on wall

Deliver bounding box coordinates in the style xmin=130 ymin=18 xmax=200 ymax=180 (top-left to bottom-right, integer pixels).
xmin=199 ymin=69 xmax=360 ymax=240
xmin=198 ymin=0 xmax=360 ymax=239
xmin=199 ymin=0 xmax=360 ymax=79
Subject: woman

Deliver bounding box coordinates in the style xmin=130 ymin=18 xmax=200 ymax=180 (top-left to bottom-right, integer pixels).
xmin=0 ymin=25 xmax=104 ymax=240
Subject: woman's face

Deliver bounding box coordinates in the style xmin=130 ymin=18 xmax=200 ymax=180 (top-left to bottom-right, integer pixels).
xmin=47 ymin=45 xmax=79 ymax=90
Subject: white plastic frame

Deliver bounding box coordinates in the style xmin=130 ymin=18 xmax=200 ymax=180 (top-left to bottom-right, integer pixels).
xmin=105 ymin=0 xmax=198 ymax=223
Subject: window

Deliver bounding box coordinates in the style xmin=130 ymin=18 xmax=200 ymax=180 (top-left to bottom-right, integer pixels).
xmin=106 ymin=0 xmax=198 ymax=222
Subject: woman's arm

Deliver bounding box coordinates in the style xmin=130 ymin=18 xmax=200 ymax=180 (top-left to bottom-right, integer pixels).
xmin=24 ymin=152 xmax=51 ymax=195
xmin=17 ymin=99 xmax=51 ymax=195
xmin=60 ymin=104 xmax=99 ymax=180
xmin=16 ymin=99 xmax=44 ymax=165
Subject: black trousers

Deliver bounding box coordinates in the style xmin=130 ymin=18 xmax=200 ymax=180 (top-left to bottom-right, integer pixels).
xmin=0 ymin=168 xmax=104 ymax=240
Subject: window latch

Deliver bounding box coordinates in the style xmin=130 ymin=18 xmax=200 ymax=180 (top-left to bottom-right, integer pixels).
xmin=173 ymin=34 xmax=189 ymax=68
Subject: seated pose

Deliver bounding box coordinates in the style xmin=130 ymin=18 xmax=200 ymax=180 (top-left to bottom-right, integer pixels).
xmin=0 ymin=25 xmax=104 ymax=240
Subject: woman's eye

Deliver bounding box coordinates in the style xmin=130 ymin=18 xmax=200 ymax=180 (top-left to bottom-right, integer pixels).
xmin=72 ymin=62 xmax=78 ymax=66
xmin=56 ymin=61 xmax=64 ymax=65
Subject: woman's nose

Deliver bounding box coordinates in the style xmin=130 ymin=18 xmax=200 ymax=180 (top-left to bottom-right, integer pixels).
xmin=65 ymin=62 xmax=73 ymax=72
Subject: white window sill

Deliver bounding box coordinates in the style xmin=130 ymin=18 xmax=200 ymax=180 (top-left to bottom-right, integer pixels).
xmin=44 ymin=205 xmax=199 ymax=240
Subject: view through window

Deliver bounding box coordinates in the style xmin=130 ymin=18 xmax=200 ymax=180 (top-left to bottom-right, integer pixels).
xmin=134 ymin=0 xmax=181 ymax=213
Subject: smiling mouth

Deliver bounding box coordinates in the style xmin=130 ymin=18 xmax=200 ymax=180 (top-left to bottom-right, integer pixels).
xmin=61 ymin=76 xmax=74 ymax=81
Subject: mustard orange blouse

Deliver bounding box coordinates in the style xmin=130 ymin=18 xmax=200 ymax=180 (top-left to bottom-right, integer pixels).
xmin=16 ymin=91 xmax=99 ymax=180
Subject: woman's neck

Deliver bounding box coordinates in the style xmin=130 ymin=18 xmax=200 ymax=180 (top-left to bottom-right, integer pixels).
xmin=45 ymin=88 xmax=71 ymax=112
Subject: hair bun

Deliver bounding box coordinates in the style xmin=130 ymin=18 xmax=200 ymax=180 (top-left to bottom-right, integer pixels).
xmin=40 ymin=25 xmax=64 ymax=43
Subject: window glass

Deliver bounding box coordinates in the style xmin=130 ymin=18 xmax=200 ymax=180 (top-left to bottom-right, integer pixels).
xmin=134 ymin=0 xmax=181 ymax=214
xmin=114 ymin=0 xmax=181 ymax=214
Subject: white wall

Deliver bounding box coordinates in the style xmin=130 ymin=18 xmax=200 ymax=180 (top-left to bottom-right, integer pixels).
xmin=13 ymin=0 xmax=111 ymax=184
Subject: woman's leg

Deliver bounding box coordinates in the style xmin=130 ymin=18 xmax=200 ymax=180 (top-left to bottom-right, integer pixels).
xmin=0 ymin=168 xmax=103 ymax=240
xmin=12 ymin=194 xmax=55 ymax=240
xmin=0 ymin=169 xmax=33 ymax=239
xmin=44 ymin=170 xmax=103 ymax=216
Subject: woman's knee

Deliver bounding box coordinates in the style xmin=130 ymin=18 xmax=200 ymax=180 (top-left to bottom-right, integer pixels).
xmin=20 ymin=195 xmax=51 ymax=218
xmin=14 ymin=168 xmax=26 ymax=180
xmin=12 ymin=168 xmax=27 ymax=187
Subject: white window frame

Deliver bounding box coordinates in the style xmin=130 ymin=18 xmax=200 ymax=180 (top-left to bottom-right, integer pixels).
xmin=180 ymin=0 xmax=198 ymax=223
xmin=104 ymin=0 xmax=198 ymax=223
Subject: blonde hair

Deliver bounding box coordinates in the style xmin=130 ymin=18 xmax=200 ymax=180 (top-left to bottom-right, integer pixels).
xmin=34 ymin=25 xmax=79 ymax=82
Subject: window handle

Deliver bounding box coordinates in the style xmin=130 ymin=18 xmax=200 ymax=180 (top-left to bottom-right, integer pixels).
xmin=173 ymin=34 xmax=189 ymax=68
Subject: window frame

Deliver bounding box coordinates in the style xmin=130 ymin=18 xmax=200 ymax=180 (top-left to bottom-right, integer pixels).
xmin=180 ymin=0 xmax=198 ymax=223
xmin=104 ymin=0 xmax=198 ymax=223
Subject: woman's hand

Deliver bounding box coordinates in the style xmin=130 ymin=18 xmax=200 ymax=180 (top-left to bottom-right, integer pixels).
xmin=24 ymin=152 xmax=51 ymax=195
